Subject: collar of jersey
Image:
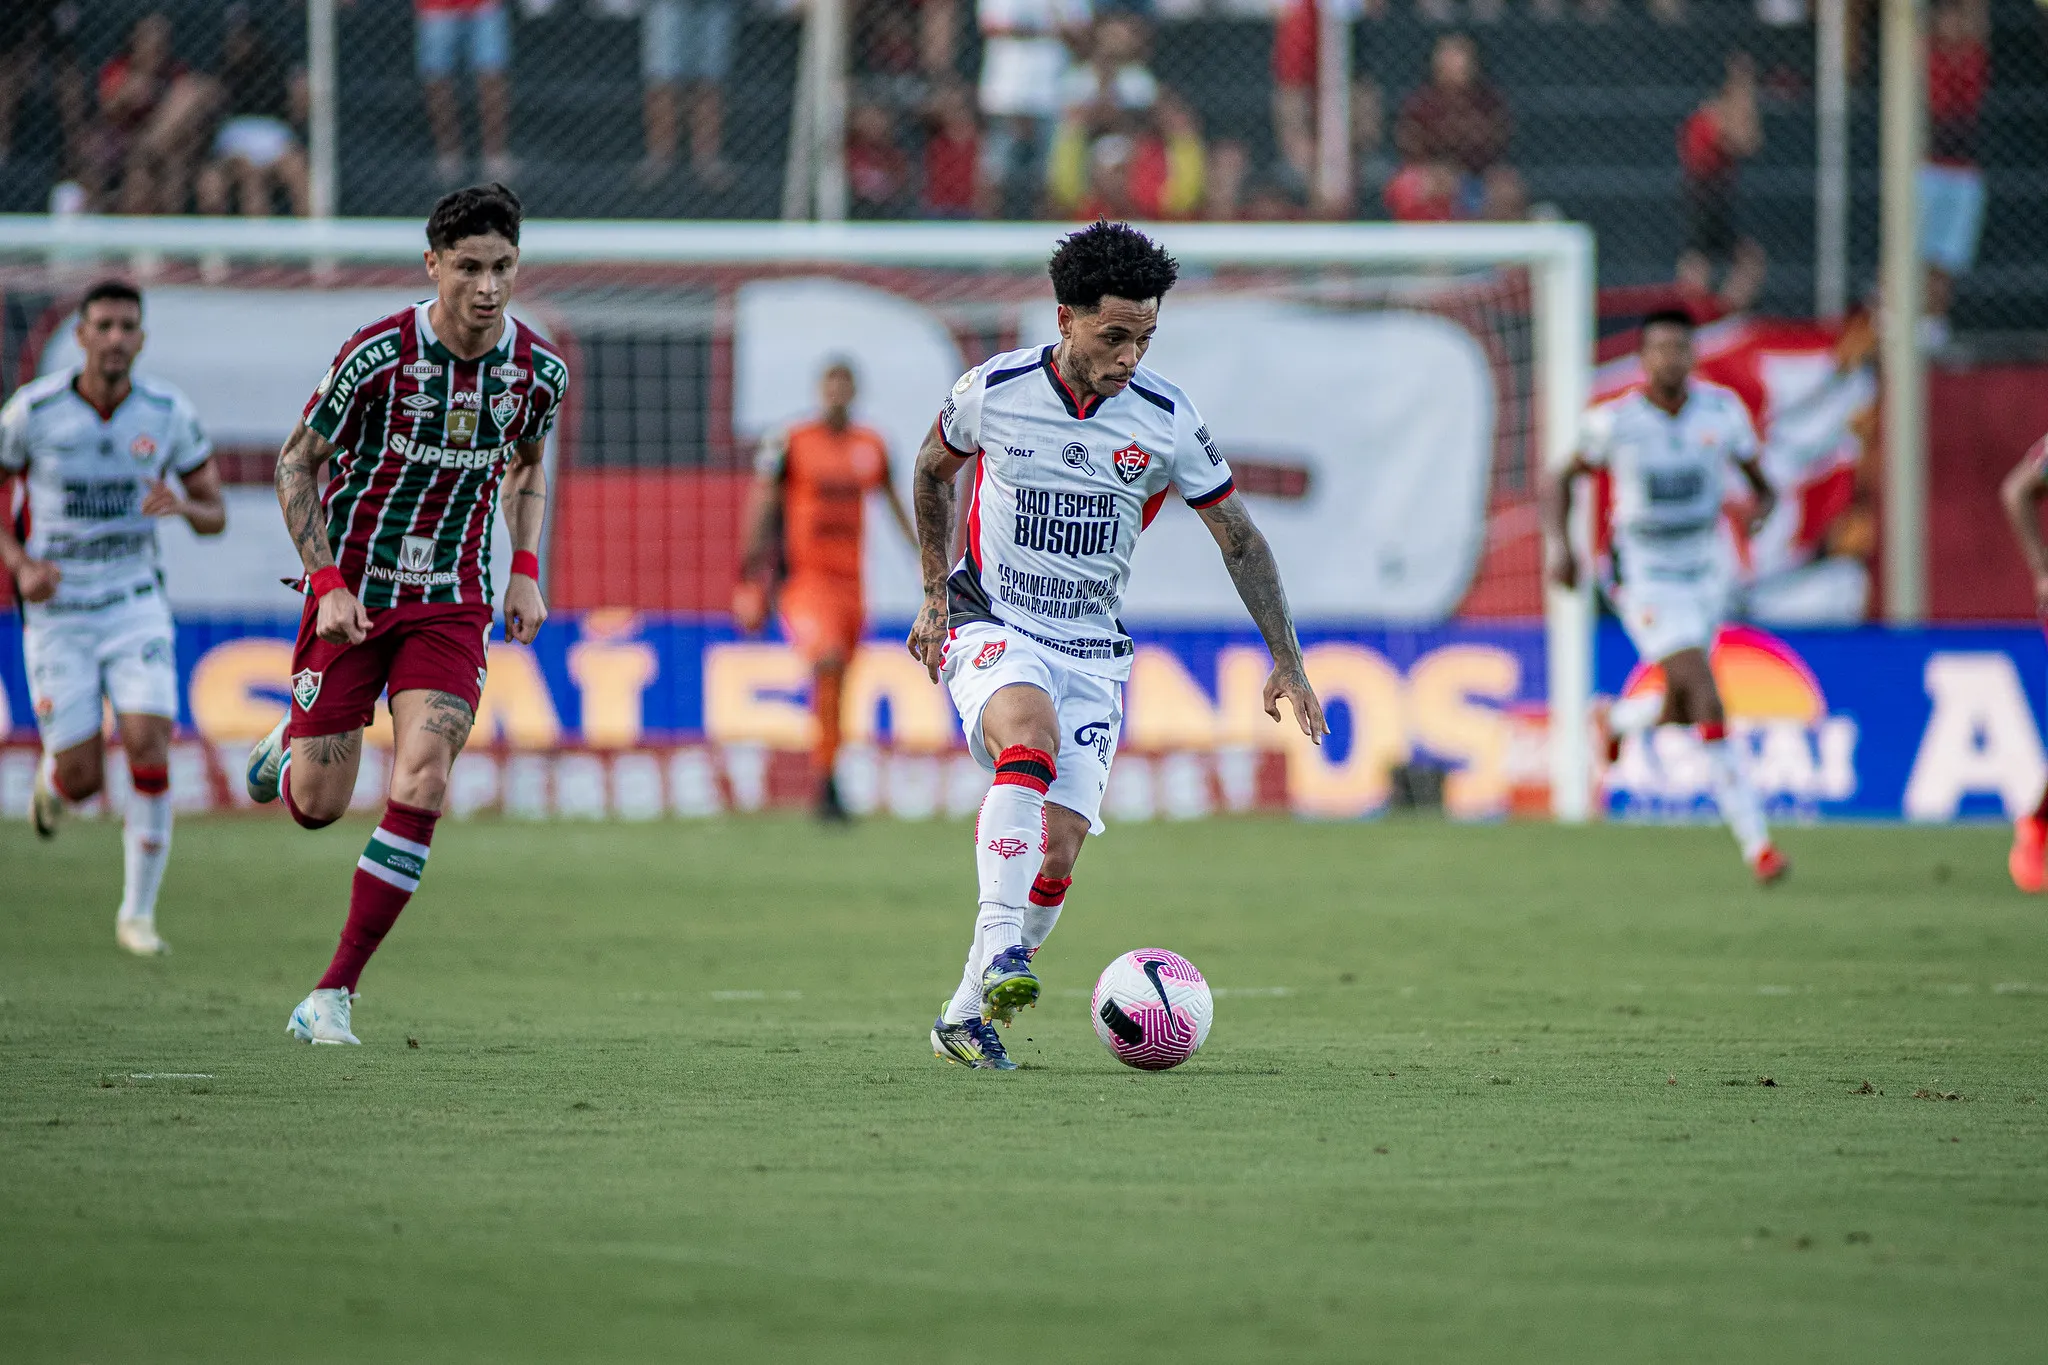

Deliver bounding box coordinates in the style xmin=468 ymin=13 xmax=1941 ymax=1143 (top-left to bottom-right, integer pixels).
xmin=413 ymin=300 xmax=516 ymax=363
xmin=1039 ymin=345 xmax=1103 ymax=420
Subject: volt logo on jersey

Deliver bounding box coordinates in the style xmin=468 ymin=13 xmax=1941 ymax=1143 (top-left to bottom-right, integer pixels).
xmin=1111 ymin=442 xmax=1150 ymax=485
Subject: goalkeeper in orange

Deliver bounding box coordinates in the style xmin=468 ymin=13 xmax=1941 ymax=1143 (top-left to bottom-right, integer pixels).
xmin=736 ymin=359 xmax=917 ymax=819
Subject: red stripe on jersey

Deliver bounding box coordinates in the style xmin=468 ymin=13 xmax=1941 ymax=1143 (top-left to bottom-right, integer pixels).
xmin=1140 ymin=488 xmax=1168 ymax=530
xmin=965 ymin=452 xmax=986 ymax=569
xmin=1047 ymin=358 xmax=1099 ymax=418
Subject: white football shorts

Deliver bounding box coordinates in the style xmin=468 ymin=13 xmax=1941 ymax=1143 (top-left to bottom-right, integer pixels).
xmin=943 ymin=620 xmax=1123 ymax=835
xmin=1611 ymin=572 xmax=1728 ymax=665
xmin=23 ymin=591 xmax=179 ymax=752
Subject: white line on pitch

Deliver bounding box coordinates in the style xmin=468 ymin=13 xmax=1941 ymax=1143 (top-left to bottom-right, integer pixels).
xmin=128 ymin=1073 xmax=215 ymax=1080
xmin=710 ymin=990 xmax=803 ymax=1001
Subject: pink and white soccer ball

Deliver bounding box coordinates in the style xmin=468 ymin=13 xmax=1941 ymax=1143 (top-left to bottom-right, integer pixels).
xmin=1090 ymin=949 xmax=1213 ymax=1071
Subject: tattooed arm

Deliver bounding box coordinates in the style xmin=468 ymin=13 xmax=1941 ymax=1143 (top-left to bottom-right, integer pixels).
xmin=905 ymin=419 xmax=972 ymax=683
xmin=275 ymin=419 xmax=368 ymax=645
xmin=501 ymin=439 xmax=549 ymax=645
xmin=1196 ymin=493 xmax=1327 ymax=744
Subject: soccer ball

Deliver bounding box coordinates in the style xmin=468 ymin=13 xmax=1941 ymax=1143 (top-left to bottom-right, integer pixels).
xmin=1090 ymin=949 xmax=1213 ymax=1071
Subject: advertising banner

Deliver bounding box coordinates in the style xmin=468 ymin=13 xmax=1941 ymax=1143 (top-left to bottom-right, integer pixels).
xmin=4 ymin=613 xmax=2041 ymax=823
xmin=0 ymin=613 xmax=1548 ymax=822
xmin=1598 ymin=620 xmax=2048 ymax=823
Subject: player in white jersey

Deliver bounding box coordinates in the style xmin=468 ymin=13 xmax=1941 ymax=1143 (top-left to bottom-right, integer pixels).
xmin=907 ymin=222 xmax=1328 ymax=1070
xmin=1547 ymin=308 xmax=1787 ymax=885
xmin=0 ymin=280 xmax=225 ymax=953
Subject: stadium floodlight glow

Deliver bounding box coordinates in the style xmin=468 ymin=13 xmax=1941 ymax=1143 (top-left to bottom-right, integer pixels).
xmin=0 ymin=215 xmax=1596 ymax=821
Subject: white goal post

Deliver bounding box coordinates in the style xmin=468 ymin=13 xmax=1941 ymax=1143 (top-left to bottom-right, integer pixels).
xmin=0 ymin=216 xmax=1597 ymax=821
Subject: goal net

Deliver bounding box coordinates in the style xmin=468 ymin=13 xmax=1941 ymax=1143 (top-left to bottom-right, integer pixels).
xmin=0 ymin=219 xmax=1593 ymax=822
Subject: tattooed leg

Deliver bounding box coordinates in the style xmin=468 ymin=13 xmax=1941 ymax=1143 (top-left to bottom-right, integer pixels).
xmin=388 ymin=689 xmax=476 ymax=812
xmin=288 ymin=728 xmax=366 ymax=824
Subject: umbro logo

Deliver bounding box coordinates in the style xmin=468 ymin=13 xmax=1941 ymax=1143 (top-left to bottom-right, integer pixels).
xmin=401 ymin=392 xmax=437 ymax=412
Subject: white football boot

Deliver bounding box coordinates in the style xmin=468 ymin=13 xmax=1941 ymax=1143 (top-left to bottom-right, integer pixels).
xmin=246 ymin=714 xmax=288 ymax=804
xmin=115 ymin=918 xmax=171 ymax=956
xmin=287 ymin=987 xmax=361 ymax=1045
xmin=30 ymin=763 xmax=62 ymax=839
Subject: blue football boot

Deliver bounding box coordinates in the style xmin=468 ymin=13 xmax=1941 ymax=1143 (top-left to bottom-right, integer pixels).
xmin=931 ymin=1014 xmax=1017 ymax=1070
xmin=979 ymin=945 xmax=1041 ymax=1025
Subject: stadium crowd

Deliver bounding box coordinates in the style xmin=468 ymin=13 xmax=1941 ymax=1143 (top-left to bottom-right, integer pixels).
xmin=0 ymin=0 xmax=2027 ymax=325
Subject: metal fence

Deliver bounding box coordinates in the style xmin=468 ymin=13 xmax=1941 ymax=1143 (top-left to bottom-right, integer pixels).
xmin=0 ymin=0 xmax=2042 ymax=334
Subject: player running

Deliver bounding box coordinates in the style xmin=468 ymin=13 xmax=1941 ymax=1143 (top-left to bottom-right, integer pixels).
xmin=908 ymin=222 xmax=1328 ymax=1071
xmin=0 ymin=280 xmax=225 ymax=955
xmin=1547 ymin=308 xmax=1787 ymax=885
xmin=1997 ymin=430 xmax=2048 ymax=891
xmin=242 ymin=184 xmax=567 ymax=1044
xmin=736 ymin=358 xmax=916 ymax=820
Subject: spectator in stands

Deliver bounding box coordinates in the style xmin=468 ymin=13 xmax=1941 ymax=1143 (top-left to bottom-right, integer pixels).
xmin=1271 ymin=0 xmax=1316 ymax=195
xmin=846 ymin=102 xmax=912 ymax=217
xmin=919 ymin=81 xmax=981 ymax=217
xmin=1921 ymin=0 xmax=1989 ymax=347
xmin=976 ymin=0 xmax=1092 ymax=218
xmin=1395 ymin=34 xmax=1520 ymax=220
xmin=1059 ymin=90 xmax=1201 ymax=220
xmin=196 ymin=7 xmax=308 ymax=218
xmin=639 ymin=0 xmax=736 ymax=189
xmin=0 ymin=2 xmax=85 ymax=179
xmin=1058 ymin=10 xmax=1157 ymax=132
xmin=87 ymin=12 xmax=221 ymax=214
xmin=1676 ymin=51 xmax=1765 ymax=313
xmin=1204 ymin=138 xmax=1247 ymax=220
xmin=854 ymin=0 xmax=925 ymax=108
xmin=417 ymin=0 xmax=515 ymax=186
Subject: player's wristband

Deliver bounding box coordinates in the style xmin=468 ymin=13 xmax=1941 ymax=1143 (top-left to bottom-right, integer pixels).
xmin=510 ymin=550 xmax=541 ymax=580
xmin=308 ymin=566 xmax=346 ymax=601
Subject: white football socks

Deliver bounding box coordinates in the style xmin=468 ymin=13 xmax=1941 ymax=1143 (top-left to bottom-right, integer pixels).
xmin=1608 ymin=689 xmax=1666 ymax=743
xmin=942 ymin=746 xmax=1055 ymax=1025
xmin=1703 ymin=729 xmax=1770 ymax=861
xmin=119 ymin=789 xmax=174 ymax=925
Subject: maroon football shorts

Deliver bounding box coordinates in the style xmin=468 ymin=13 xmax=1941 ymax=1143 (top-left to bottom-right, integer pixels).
xmin=286 ymin=600 xmax=493 ymax=739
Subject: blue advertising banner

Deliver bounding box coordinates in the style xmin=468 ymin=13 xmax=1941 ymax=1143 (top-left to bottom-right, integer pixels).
xmin=1597 ymin=620 xmax=2048 ymax=823
xmin=3 ymin=612 xmax=2042 ymax=821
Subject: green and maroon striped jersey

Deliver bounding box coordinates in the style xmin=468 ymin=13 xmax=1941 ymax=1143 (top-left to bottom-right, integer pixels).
xmin=301 ymin=302 xmax=567 ymax=608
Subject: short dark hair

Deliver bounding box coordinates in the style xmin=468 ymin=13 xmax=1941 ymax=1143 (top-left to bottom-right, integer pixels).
xmin=79 ymin=279 xmax=143 ymax=319
xmin=1048 ymin=221 xmax=1179 ymax=310
xmin=426 ymin=182 xmax=523 ymax=252
xmin=1639 ymin=307 xmax=1697 ymax=339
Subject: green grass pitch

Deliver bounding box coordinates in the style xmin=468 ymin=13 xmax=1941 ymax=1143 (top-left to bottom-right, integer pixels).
xmin=3 ymin=814 xmax=2046 ymax=1363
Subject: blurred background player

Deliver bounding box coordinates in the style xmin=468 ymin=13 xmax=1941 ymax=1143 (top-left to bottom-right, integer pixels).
xmin=1997 ymin=430 xmax=2048 ymax=892
xmin=1548 ymin=308 xmax=1787 ymax=886
xmin=242 ymin=184 xmax=566 ymax=1045
xmin=735 ymin=359 xmax=916 ymax=821
xmin=0 ymin=279 xmax=225 ymax=955
xmin=907 ymin=222 xmax=1327 ymax=1070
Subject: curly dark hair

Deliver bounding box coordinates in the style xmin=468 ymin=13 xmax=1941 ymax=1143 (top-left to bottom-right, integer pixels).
xmin=426 ymin=182 xmax=523 ymax=251
xmin=1048 ymin=221 xmax=1180 ymax=310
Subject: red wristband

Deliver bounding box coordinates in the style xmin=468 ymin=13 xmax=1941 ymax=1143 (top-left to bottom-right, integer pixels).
xmin=308 ymin=566 xmax=346 ymax=600
xmin=510 ymin=550 xmax=541 ymax=580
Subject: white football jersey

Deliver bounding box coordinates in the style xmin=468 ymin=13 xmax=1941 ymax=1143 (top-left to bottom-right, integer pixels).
xmin=939 ymin=344 xmax=1235 ymax=680
xmin=1580 ymin=380 xmax=1758 ymax=582
xmin=0 ymin=368 xmax=212 ymax=613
